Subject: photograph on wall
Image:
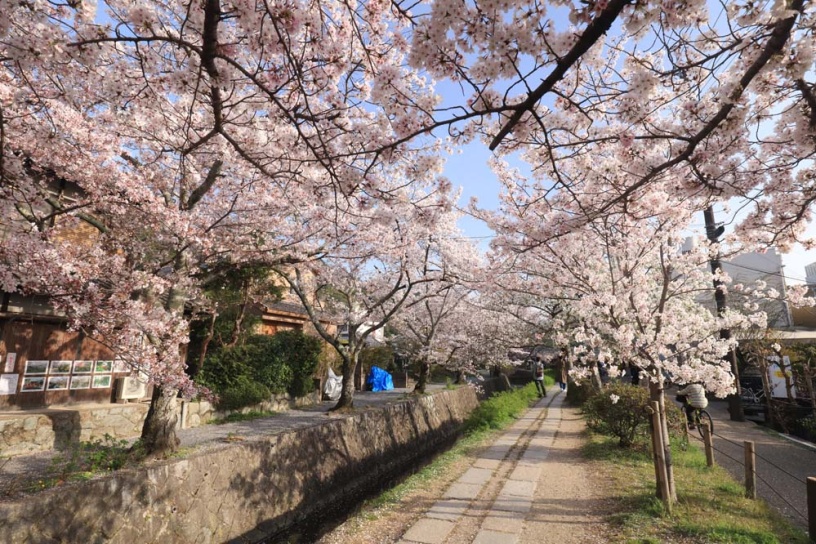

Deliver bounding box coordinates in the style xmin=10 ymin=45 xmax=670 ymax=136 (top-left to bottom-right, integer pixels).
xmin=94 ymin=360 xmax=113 ymax=373
xmin=21 ymin=376 xmax=46 ymax=392
xmin=47 ymin=376 xmax=70 ymax=390
xmin=72 ymin=360 xmax=94 ymax=374
xmin=70 ymin=375 xmax=92 ymax=390
xmin=0 ymin=374 xmax=19 ymax=395
xmin=112 ymin=359 xmax=129 ymax=373
xmin=24 ymin=360 xmax=49 ymax=375
xmin=49 ymin=360 xmax=73 ymax=374
xmin=92 ymin=374 xmax=112 ymax=388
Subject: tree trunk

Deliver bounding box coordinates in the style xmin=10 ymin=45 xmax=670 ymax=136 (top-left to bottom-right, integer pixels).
xmin=704 ymin=206 xmax=745 ymax=422
xmin=455 ymin=369 xmax=467 ymax=385
xmin=414 ymin=359 xmax=430 ymax=394
xmin=332 ymin=352 xmax=357 ymax=411
xmin=804 ymin=364 xmax=816 ymax=413
xmin=759 ymin=357 xmax=776 ymax=428
xmin=140 ymin=386 xmax=180 ymax=456
xmin=189 ymin=311 xmax=216 ymax=379
xmin=590 ymin=363 xmax=603 ymax=392
xmin=140 ymin=278 xmax=185 ymax=457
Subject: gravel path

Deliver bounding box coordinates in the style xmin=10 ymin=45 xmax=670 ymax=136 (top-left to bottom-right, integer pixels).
xmin=519 ymin=404 xmax=611 ymax=543
xmin=320 ymin=388 xmax=614 ymax=544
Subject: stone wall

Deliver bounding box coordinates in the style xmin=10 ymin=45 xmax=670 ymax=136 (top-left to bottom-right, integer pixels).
xmin=0 ymin=387 xmax=479 ymax=543
xmin=0 ymin=391 xmax=322 ymax=458
xmin=0 ymin=404 xmax=149 ymax=457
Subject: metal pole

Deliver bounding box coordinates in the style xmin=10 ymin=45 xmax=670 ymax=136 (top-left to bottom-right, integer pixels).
xmin=704 ymin=206 xmax=745 ymax=422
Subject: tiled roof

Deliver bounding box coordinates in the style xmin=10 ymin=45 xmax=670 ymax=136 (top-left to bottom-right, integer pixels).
xmin=263 ymin=300 xmax=309 ymax=316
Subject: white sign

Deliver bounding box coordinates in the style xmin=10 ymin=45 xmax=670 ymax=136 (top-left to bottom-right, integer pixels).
xmin=767 ymin=356 xmax=796 ymax=399
xmin=0 ymin=374 xmax=19 ymax=395
xmin=3 ymin=352 xmax=16 ymax=373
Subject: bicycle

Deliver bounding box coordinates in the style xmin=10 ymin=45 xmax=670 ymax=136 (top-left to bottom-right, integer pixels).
xmin=688 ymin=406 xmax=713 ymax=439
xmin=675 ymin=393 xmax=713 ymax=439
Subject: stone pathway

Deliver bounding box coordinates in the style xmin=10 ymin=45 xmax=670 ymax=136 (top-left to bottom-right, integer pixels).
xmin=396 ymin=391 xmax=606 ymax=544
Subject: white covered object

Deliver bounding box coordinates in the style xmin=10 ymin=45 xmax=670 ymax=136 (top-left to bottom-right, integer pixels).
xmin=324 ymin=367 xmax=342 ymax=401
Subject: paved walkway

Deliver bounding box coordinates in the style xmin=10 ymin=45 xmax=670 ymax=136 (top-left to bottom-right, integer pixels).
xmin=396 ymin=391 xmax=606 ymax=544
xmin=700 ymin=399 xmax=816 ymax=532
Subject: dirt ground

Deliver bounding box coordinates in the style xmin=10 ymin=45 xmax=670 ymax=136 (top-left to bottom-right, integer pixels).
xmin=318 ymin=405 xmax=615 ymax=544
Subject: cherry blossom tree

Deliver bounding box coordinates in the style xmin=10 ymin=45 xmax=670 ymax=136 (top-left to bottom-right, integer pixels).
xmin=387 ymin=228 xmax=486 ymax=392
xmin=408 ymin=0 xmax=815 ymax=251
xmin=483 ymin=156 xmax=774 ymax=503
xmin=276 ymin=182 xmax=459 ymax=410
xmin=0 ymin=0 xmax=444 ymax=454
xmin=391 ymin=284 xmax=473 ymax=393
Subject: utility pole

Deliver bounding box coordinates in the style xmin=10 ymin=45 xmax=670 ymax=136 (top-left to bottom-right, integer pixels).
xmin=704 ymin=205 xmax=745 ymax=422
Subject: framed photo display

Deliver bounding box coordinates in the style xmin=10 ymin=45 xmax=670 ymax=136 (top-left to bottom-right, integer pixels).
xmin=72 ymin=361 xmax=94 ymax=373
xmin=24 ymin=360 xmax=49 ymax=375
xmin=92 ymin=375 xmax=112 ymax=389
xmin=70 ymin=375 xmax=92 ymax=390
xmin=47 ymin=376 xmax=69 ymax=390
xmin=21 ymin=376 xmax=46 ymax=392
xmin=94 ymin=360 xmax=113 ymax=373
xmin=49 ymin=360 xmax=73 ymax=374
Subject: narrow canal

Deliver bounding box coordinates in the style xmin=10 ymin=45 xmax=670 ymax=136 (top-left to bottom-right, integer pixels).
xmin=260 ymin=433 xmax=459 ymax=543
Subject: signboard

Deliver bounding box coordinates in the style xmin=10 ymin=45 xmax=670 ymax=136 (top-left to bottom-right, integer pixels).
xmin=3 ymin=353 xmax=16 ymax=373
xmin=767 ymin=356 xmax=796 ymax=399
xmin=0 ymin=374 xmax=19 ymax=395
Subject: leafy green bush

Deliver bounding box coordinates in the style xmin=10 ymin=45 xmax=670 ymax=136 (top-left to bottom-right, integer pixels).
xmin=217 ymin=377 xmax=271 ymax=411
xmin=797 ymin=415 xmax=816 ymax=442
xmin=265 ymin=330 xmax=322 ymax=397
xmin=584 ymin=383 xmax=652 ymax=447
xmin=465 ymin=383 xmax=539 ymax=433
xmin=565 ymin=379 xmax=594 ymax=406
xmin=198 ymin=331 xmax=322 ymax=410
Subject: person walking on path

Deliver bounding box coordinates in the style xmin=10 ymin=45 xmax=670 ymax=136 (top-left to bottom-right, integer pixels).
xmin=533 ymin=357 xmax=547 ymax=398
xmin=554 ymin=356 xmax=568 ymax=391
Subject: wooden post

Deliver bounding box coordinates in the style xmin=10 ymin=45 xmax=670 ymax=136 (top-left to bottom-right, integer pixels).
xmin=807 ymin=476 xmax=816 ymax=543
xmin=702 ymin=421 xmax=714 ymax=467
xmin=650 ymin=401 xmax=672 ymax=513
xmin=744 ymin=441 xmax=756 ymax=499
xmin=649 ymin=405 xmax=664 ymax=498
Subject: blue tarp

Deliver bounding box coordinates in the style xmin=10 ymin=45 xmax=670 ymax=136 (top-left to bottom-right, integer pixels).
xmin=366 ymin=366 xmax=394 ymax=392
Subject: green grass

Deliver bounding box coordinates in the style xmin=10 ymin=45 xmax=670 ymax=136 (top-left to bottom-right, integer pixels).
xmin=464 ymin=383 xmax=540 ymax=433
xmin=23 ymin=434 xmax=143 ymax=493
xmin=209 ymin=409 xmax=277 ymax=424
xmin=585 ymin=434 xmax=809 ymax=543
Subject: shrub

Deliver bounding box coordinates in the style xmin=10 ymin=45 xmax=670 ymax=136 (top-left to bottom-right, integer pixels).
xmin=264 ymin=330 xmax=322 ymax=398
xmin=584 ymin=383 xmax=652 ymax=447
xmin=217 ymin=377 xmax=271 ymax=411
xmin=565 ymin=379 xmax=594 ymax=406
xmin=198 ymin=331 xmax=322 ymax=409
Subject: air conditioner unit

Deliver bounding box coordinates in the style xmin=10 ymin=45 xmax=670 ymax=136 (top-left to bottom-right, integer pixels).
xmin=116 ymin=376 xmax=147 ymax=400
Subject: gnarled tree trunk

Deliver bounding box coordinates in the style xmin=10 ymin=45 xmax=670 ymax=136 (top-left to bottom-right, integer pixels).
xmin=141 ymin=386 xmax=180 ymax=456
xmin=414 ymin=358 xmax=430 ymax=394
xmin=332 ymin=352 xmax=357 ymax=411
